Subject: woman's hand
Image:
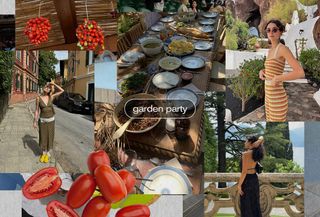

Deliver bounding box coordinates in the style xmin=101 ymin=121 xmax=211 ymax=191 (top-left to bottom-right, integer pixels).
xmin=259 ymin=69 xmax=266 ymax=80
xmin=33 ymin=121 xmax=38 ymax=129
xmin=237 ymin=185 xmax=244 ymax=196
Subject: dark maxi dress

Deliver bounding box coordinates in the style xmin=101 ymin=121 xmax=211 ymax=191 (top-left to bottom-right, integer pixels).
xmin=240 ymin=157 xmax=262 ymax=217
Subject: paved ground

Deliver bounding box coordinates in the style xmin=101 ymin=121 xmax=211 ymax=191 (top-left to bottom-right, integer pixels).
xmin=216 ymin=207 xmax=291 ymax=216
xmin=305 ymin=122 xmax=320 ymax=217
xmin=237 ymin=82 xmax=320 ymax=122
xmin=0 ymin=100 xmax=93 ymax=173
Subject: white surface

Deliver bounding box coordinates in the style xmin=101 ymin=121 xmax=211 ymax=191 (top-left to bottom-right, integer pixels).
xmin=226 ymin=49 xmax=267 ymax=70
xmin=109 ymin=196 xmax=183 ymax=217
xmin=0 ymin=0 xmax=15 ymax=14
xmin=314 ymin=89 xmax=320 ymax=107
xmin=0 ymin=191 xmax=22 ymax=217
xmin=283 ymin=17 xmax=319 ymax=58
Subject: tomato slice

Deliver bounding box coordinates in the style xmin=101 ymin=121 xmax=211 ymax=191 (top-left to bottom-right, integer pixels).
xmin=22 ymin=167 xmax=62 ymax=200
xmin=46 ymin=200 xmax=79 ymax=217
xmin=115 ymin=204 xmax=151 ymax=217
xmin=87 ymin=150 xmax=110 ymax=174
xmin=82 ymin=196 xmax=111 ymax=217
xmin=117 ymin=169 xmax=137 ymax=194
xmin=66 ymin=174 xmax=96 ymax=209
xmin=94 ymin=165 xmax=127 ymax=203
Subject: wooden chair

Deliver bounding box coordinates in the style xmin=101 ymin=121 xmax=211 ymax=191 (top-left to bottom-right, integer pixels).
xmin=127 ymin=22 xmax=145 ymax=44
xmin=117 ymin=33 xmax=131 ymax=56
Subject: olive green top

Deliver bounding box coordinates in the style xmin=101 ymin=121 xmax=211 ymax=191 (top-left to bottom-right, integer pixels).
xmin=39 ymin=96 xmax=55 ymax=118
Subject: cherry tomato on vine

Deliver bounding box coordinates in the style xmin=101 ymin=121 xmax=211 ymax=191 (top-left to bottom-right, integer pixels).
xmin=94 ymin=165 xmax=127 ymax=203
xmin=66 ymin=174 xmax=96 ymax=209
xmin=22 ymin=167 xmax=61 ymax=200
xmin=81 ymin=196 xmax=111 ymax=217
xmin=115 ymin=204 xmax=151 ymax=217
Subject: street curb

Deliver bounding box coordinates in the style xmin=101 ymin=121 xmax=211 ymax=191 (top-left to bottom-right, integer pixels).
xmin=25 ymin=99 xmax=65 ymax=173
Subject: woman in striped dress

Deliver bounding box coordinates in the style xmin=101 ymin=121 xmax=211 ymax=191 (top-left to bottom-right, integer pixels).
xmin=259 ymin=20 xmax=305 ymax=122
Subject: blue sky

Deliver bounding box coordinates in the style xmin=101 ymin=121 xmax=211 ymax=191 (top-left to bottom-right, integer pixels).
xmin=54 ymin=51 xmax=68 ymax=73
xmin=94 ymin=62 xmax=117 ymax=90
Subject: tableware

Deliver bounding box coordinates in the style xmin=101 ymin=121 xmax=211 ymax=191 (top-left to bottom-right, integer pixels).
xmin=140 ymin=165 xmax=192 ymax=194
xmin=166 ymin=88 xmax=199 ymax=110
xmin=177 ymin=12 xmax=196 ymax=23
xmin=113 ymin=93 xmax=162 ymax=134
xmin=181 ymin=72 xmax=193 ymax=85
xmin=165 ymin=40 xmax=195 ymax=57
xmin=152 ymin=72 xmax=180 ymax=89
xmin=199 ymin=19 xmax=215 ymax=25
xmin=202 ymin=12 xmax=219 ymax=18
xmin=158 ymin=56 xmax=182 ymax=71
xmin=160 ymin=16 xmax=174 ymax=23
xmin=151 ymin=22 xmax=165 ymax=32
xmin=194 ymin=41 xmax=213 ymax=51
xmin=199 ymin=26 xmax=214 ymax=33
xmin=120 ymin=50 xmax=145 ymax=63
xmin=182 ymin=56 xmax=205 ymax=70
xmin=141 ymin=38 xmax=163 ymax=56
xmin=139 ymin=36 xmax=158 ymax=44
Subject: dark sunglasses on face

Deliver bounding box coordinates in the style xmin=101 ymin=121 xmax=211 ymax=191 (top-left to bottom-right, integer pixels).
xmin=266 ymin=28 xmax=280 ymax=33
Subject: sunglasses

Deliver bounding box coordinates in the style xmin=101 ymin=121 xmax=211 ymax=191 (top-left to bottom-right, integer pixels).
xmin=266 ymin=28 xmax=280 ymax=34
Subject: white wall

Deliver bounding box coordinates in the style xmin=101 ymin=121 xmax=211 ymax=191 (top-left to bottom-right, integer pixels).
xmin=0 ymin=0 xmax=15 ymax=15
xmin=226 ymin=49 xmax=267 ymax=71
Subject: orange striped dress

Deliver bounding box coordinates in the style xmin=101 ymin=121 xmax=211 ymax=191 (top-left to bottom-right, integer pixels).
xmin=264 ymin=44 xmax=288 ymax=122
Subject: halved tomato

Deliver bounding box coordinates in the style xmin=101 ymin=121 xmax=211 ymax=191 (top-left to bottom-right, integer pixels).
xmin=82 ymin=196 xmax=111 ymax=217
xmin=46 ymin=200 xmax=79 ymax=217
xmin=115 ymin=204 xmax=151 ymax=217
xmin=87 ymin=150 xmax=110 ymax=174
xmin=94 ymin=165 xmax=127 ymax=203
xmin=66 ymin=174 xmax=96 ymax=209
xmin=22 ymin=167 xmax=62 ymax=199
xmin=117 ymin=169 xmax=136 ymax=194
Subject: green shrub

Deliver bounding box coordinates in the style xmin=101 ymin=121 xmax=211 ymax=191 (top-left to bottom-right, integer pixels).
xmin=0 ymin=51 xmax=14 ymax=94
xmin=117 ymin=14 xmax=139 ymax=35
xmin=247 ymin=37 xmax=258 ymax=51
xmin=299 ymin=48 xmax=320 ymax=82
xmin=229 ymin=58 xmax=265 ymax=111
xmin=226 ymin=29 xmax=238 ymax=50
xmin=299 ymin=0 xmax=318 ymax=6
xmin=230 ymin=20 xmax=250 ymax=50
xmin=266 ymin=0 xmax=298 ymax=24
xmin=225 ymin=9 xmax=235 ymax=29
xmin=298 ymin=9 xmax=307 ymax=22
xmin=262 ymin=156 xmax=304 ymax=173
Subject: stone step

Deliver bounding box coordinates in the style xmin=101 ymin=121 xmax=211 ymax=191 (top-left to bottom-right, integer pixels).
xmin=211 ymin=61 xmax=225 ymax=79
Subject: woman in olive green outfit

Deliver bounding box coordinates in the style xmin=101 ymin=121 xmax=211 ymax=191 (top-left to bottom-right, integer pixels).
xmin=33 ymin=81 xmax=64 ymax=163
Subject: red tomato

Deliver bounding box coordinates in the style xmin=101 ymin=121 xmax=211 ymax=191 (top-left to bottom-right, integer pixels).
xmin=94 ymin=165 xmax=127 ymax=203
xmin=22 ymin=167 xmax=62 ymax=200
xmin=47 ymin=200 xmax=79 ymax=217
xmin=87 ymin=150 xmax=110 ymax=174
xmin=66 ymin=174 xmax=96 ymax=209
xmin=81 ymin=196 xmax=110 ymax=217
xmin=115 ymin=205 xmax=151 ymax=217
xmin=117 ymin=169 xmax=136 ymax=193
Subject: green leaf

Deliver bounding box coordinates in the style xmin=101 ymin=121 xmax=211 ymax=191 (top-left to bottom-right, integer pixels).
xmin=111 ymin=194 xmax=160 ymax=209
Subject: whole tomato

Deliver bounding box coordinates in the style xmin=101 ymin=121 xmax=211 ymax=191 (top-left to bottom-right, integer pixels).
xmin=94 ymin=165 xmax=127 ymax=203
xmin=66 ymin=174 xmax=96 ymax=209
xmin=115 ymin=204 xmax=151 ymax=217
xmin=117 ymin=169 xmax=136 ymax=193
xmin=87 ymin=150 xmax=110 ymax=174
xmin=81 ymin=196 xmax=110 ymax=217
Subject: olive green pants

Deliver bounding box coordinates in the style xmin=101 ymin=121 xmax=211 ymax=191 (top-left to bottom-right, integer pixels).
xmin=39 ymin=120 xmax=55 ymax=152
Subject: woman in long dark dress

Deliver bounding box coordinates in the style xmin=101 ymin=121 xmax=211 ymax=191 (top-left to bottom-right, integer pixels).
xmin=238 ymin=136 xmax=264 ymax=217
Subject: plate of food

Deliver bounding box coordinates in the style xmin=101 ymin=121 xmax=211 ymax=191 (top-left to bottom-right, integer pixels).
xmin=177 ymin=12 xmax=196 ymax=23
xmin=113 ymin=93 xmax=162 ymax=134
xmin=158 ymin=56 xmax=182 ymax=71
xmin=194 ymin=41 xmax=213 ymax=51
xmin=182 ymin=56 xmax=205 ymax=69
xmin=152 ymin=71 xmax=180 ymax=89
xmin=120 ymin=50 xmax=145 ymax=63
xmin=151 ymin=22 xmax=165 ymax=32
xmin=166 ymin=40 xmax=194 ymax=56
xmin=160 ymin=16 xmax=174 ymax=23
xmin=199 ymin=19 xmax=215 ymax=25
xmin=199 ymin=26 xmax=214 ymax=33
xmin=166 ymin=88 xmax=199 ymax=110
xmin=202 ymin=12 xmax=219 ymax=18
xmin=140 ymin=165 xmax=192 ymax=194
